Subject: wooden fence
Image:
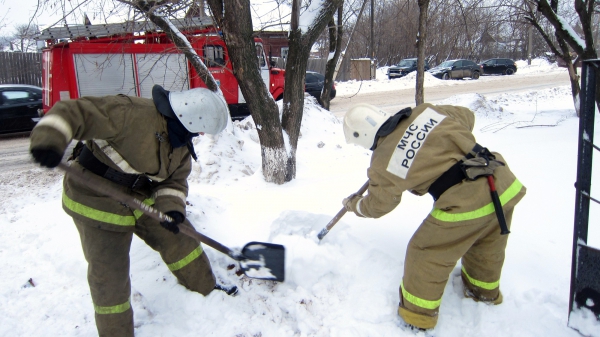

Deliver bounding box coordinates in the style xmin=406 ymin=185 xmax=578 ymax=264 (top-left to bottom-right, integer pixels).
xmin=0 ymin=52 xmax=42 ymax=87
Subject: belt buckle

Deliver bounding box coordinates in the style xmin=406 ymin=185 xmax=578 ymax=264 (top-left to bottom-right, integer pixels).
xmin=131 ymin=175 xmax=141 ymax=189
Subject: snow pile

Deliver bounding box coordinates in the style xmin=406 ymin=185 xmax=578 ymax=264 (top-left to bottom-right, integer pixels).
xmin=439 ymin=93 xmax=509 ymax=120
xmin=1 ymin=70 xmax=599 ymax=336
xmin=190 ymin=97 xmax=342 ymax=185
xmin=515 ymin=58 xmax=561 ymax=74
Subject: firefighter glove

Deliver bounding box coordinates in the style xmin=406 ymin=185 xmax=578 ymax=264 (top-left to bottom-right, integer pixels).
xmin=160 ymin=211 xmax=184 ymax=234
xmin=343 ymin=193 xmax=361 ymax=212
xmin=31 ymin=147 xmax=63 ymax=168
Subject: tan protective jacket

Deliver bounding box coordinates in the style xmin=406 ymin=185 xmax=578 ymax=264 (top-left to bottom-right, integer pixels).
xmin=30 ymin=95 xmax=192 ymax=232
xmin=347 ymin=103 xmax=525 ymax=223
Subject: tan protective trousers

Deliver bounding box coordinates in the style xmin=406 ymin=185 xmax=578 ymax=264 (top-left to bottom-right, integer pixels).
xmin=74 ymin=215 xmax=216 ymax=337
xmin=398 ymin=209 xmax=514 ymax=329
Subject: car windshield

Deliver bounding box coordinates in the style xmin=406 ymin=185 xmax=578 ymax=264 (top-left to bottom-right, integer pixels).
xmin=397 ymin=59 xmax=415 ymax=67
xmin=438 ymin=61 xmax=454 ymax=68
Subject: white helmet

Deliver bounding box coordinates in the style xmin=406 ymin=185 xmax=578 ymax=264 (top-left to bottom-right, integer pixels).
xmin=168 ymin=87 xmax=229 ymax=134
xmin=343 ymin=103 xmax=391 ymax=149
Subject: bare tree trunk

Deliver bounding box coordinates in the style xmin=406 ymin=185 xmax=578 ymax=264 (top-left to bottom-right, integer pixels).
xmin=415 ymin=0 xmax=429 ymax=105
xmin=535 ymin=0 xmax=599 ymax=112
xmin=207 ymin=0 xmax=287 ymax=184
xmin=556 ymin=32 xmax=581 ymax=116
xmin=282 ymin=0 xmax=343 ymax=181
xmin=321 ymin=4 xmax=343 ymax=111
xmin=523 ymin=2 xmax=582 ymax=116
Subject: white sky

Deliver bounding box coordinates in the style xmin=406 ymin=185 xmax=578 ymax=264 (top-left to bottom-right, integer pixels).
xmin=1 ymin=0 xmax=292 ymax=32
xmin=1 ymin=59 xmax=600 ymax=336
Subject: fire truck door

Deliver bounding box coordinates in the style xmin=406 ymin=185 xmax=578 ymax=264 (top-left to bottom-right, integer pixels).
xmin=256 ymin=43 xmax=270 ymax=90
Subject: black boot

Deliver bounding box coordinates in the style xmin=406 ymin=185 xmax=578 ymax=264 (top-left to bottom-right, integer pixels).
xmin=214 ymin=284 xmax=239 ymax=296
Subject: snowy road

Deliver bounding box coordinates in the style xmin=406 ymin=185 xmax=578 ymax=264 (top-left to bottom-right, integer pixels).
xmin=330 ymin=70 xmax=571 ymax=117
xmin=0 ymin=68 xmax=571 ymax=173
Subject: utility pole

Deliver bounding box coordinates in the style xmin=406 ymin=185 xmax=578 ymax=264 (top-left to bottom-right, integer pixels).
xmin=370 ymin=0 xmax=375 ymax=79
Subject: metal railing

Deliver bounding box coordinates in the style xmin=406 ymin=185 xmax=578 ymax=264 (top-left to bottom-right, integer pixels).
xmin=569 ymin=59 xmax=600 ymax=331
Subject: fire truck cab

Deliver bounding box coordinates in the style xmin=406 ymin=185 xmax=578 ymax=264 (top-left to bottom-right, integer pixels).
xmin=36 ymin=17 xmax=286 ymax=120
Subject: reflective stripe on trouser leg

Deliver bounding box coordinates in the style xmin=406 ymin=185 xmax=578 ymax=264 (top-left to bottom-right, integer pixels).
xmin=400 ymin=212 xmax=507 ymax=328
xmin=74 ymin=219 xmax=134 ymax=337
xmin=135 ymin=217 xmax=216 ymax=295
xmin=461 ymin=208 xmax=513 ymax=301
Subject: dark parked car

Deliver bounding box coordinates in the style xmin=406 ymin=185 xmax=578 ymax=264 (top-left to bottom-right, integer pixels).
xmin=305 ymin=71 xmax=336 ymax=105
xmin=0 ymin=84 xmax=42 ymax=134
xmin=427 ymin=59 xmax=482 ymax=80
xmin=387 ymin=58 xmax=430 ymax=79
xmin=479 ymin=58 xmax=517 ymax=75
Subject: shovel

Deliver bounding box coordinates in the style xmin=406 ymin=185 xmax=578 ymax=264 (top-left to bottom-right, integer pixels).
xmin=57 ymin=162 xmax=285 ymax=282
xmin=317 ymin=180 xmax=369 ymax=241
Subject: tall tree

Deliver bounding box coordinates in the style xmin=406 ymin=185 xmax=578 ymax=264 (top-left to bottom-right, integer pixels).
xmin=206 ymin=0 xmax=287 ymax=183
xmin=320 ymin=3 xmax=344 ymax=110
xmin=534 ymin=0 xmax=599 ymax=112
xmin=415 ymin=0 xmax=429 ymax=105
xmin=522 ymin=0 xmax=581 ymax=115
xmin=282 ymin=0 xmax=344 ymax=181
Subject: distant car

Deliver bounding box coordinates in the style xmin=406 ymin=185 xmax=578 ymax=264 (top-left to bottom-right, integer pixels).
xmin=427 ymin=59 xmax=482 ymax=80
xmin=479 ymin=58 xmax=517 ymax=75
xmin=387 ymin=58 xmax=430 ymax=79
xmin=0 ymin=84 xmax=42 ymax=134
xmin=305 ymin=71 xmax=336 ymax=105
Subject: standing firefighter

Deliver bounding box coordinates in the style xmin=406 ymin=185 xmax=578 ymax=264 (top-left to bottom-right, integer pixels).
xmin=342 ymin=103 xmax=526 ymax=330
xmin=29 ymin=85 xmax=235 ymax=336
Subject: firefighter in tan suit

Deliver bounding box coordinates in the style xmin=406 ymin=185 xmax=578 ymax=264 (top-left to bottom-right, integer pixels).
xmin=29 ymin=85 xmax=234 ymax=336
xmin=342 ymin=103 xmax=526 ymax=330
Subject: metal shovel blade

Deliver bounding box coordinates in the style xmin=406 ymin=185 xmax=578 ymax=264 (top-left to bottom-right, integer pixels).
xmin=239 ymin=242 xmax=285 ymax=282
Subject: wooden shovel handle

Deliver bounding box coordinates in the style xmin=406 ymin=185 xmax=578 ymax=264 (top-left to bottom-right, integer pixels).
xmin=317 ymin=180 xmax=369 ymax=240
xmin=57 ymin=162 xmax=240 ymax=259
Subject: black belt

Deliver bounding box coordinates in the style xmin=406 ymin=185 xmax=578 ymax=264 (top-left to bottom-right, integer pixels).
xmin=78 ymin=146 xmax=147 ymax=189
xmin=428 ymin=144 xmax=484 ymax=201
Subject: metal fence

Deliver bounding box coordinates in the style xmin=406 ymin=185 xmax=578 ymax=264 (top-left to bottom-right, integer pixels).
xmin=0 ymin=52 xmax=42 ymax=87
xmin=568 ymin=59 xmax=600 ymax=333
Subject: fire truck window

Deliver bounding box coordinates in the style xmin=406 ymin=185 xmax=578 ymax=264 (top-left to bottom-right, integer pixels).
xmin=255 ymin=44 xmax=266 ymax=68
xmin=204 ymin=45 xmax=225 ymax=67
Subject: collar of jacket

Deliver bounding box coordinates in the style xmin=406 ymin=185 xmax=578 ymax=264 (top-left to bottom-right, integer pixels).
xmin=371 ymin=107 xmax=413 ymax=150
xmin=167 ymin=117 xmax=199 ymax=161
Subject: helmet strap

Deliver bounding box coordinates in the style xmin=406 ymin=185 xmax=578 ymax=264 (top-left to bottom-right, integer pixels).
xmin=167 ymin=118 xmax=199 ymax=161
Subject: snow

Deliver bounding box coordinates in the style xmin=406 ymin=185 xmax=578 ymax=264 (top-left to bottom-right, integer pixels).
xmin=1 ymin=59 xmax=600 ymax=336
xmin=298 ymin=0 xmax=324 ymax=33
xmin=347 ymin=58 xmax=562 ymax=96
xmin=555 ymin=14 xmax=586 ymax=50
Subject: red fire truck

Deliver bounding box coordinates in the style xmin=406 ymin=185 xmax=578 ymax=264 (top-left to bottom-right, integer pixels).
xmin=36 ymin=17 xmax=286 ymax=120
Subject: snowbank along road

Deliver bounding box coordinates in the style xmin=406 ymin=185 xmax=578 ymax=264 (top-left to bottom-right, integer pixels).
xmin=329 ymin=71 xmax=571 ymax=118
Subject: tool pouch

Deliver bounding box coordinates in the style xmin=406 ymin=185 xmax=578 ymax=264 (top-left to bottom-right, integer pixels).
xmin=461 ymin=157 xmax=505 ymax=180
xmin=460 ymin=148 xmax=505 ymax=180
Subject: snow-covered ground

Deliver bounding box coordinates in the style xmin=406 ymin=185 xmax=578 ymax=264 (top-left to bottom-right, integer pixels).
xmin=1 ymin=59 xmax=599 ymax=337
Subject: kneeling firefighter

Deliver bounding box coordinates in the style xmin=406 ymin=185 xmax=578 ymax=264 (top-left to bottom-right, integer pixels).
xmin=341 ymin=103 xmax=526 ymax=330
xmin=29 ymin=85 xmax=233 ymax=336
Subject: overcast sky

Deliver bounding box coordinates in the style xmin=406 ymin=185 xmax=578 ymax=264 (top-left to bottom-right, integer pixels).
xmin=1 ymin=0 xmax=291 ymax=32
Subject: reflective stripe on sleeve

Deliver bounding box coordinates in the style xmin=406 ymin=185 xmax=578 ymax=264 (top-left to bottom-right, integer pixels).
xmin=153 ymin=188 xmax=187 ymax=205
xmin=401 ymin=282 xmax=442 ymax=310
xmin=36 ymin=114 xmax=72 ymax=143
xmin=62 ymin=192 xmax=135 ymax=226
xmin=92 ymin=140 xmax=165 ymax=182
xmin=94 ymin=300 xmax=131 ymax=314
xmin=167 ymin=246 xmax=203 ymax=271
xmin=356 ymin=198 xmax=365 ymax=217
xmin=430 ymin=179 xmax=523 ymax=222
xmin=461 ymin=266 xmax=499 ymax=290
